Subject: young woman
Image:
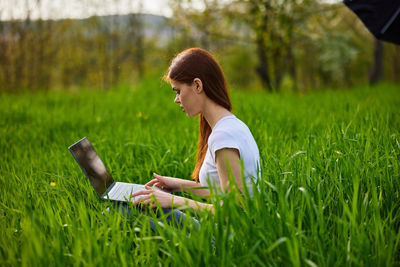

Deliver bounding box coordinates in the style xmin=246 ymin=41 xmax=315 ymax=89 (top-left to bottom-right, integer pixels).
xmin=131 ymin=48 xmax=260 ymax=214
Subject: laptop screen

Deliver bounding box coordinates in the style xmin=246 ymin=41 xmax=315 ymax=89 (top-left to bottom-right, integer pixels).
xmin=69 ymin=138 xmax=114 ymax=196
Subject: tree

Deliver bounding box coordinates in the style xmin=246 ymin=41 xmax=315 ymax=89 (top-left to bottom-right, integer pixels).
xmin=226 ymin=0 xmax=323 ymax=91
xmin=369 ymin=39 xmax=384 ymax=85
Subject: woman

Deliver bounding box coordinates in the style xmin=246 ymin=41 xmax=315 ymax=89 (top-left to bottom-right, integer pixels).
xmin=131 ymin=48 xmax=260 ymax=215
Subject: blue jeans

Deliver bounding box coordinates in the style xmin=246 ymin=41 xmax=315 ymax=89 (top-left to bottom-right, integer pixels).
xmin=104 ymin=202 xmax=200 ymax=231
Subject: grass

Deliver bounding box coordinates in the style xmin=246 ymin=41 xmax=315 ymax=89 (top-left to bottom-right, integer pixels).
xmin=0 ymin=81 xmax=399 ymax=266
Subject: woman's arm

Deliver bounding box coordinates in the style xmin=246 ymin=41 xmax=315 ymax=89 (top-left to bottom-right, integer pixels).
xmin=146 ymin=173 xmax=210 ymax=197
xmin=131 ymin=148 xmax=242 ymax=212
xmin=131 ymin=186 xmax=214 ymax=213
xmin=215 ymin=148 xmax=244 ymax=193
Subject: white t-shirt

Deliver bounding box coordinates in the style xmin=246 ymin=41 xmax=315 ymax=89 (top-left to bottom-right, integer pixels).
xmin=199 ymin=115 xmax=260 ymax=195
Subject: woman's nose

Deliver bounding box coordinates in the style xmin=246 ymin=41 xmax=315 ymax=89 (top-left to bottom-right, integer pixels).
xmin=174 ymin=95 xmax=180 ymax=103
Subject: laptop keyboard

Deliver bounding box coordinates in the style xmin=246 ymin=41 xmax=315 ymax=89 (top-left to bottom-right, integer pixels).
xmin=106 ymin=182 xmax=145 ymax=202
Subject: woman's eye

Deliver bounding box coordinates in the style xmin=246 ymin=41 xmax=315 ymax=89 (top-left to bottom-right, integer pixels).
xmin=176 ymin=91 xmax=180 ymax=95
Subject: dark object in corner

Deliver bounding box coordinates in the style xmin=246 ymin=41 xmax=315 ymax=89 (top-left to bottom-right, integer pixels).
xmin=344 ymin=0 xmax=400 ymax=45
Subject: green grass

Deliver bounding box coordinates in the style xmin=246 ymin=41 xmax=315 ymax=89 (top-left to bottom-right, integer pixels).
xmin=1 ymin=81 xmax=400 ymax=266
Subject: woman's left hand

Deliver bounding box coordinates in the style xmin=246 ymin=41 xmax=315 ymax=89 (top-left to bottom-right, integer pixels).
xmin=131 ymin=185 xmax=178 ymax=209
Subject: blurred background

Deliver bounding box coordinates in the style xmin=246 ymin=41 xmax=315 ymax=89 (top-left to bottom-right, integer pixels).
xmin=0 ymin=0 xmax=399 ymax=93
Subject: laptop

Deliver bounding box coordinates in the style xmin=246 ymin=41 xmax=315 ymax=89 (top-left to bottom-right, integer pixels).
xmin=68 ymin=137 xmax=145 ymax=203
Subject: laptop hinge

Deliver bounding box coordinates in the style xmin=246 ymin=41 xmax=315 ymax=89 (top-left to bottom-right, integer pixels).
xmin=102 ymin=181 xmax=116 ymax=199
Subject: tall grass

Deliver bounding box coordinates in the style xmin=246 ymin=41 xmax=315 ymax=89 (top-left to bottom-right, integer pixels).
xmin=1 ymin=82 xmax=399 ymax=266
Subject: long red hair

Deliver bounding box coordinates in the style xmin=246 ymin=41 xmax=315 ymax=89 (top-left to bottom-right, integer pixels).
xmin=165 ymin=48 xmax=232 ymax=182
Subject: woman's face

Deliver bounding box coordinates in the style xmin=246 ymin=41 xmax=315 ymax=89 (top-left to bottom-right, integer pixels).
xmin=171 ymin=79 xmax=203 ymax=117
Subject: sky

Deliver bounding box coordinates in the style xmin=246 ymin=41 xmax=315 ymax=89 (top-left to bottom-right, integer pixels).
xmin=0 ymin=0 xmax=341 ymax=21
xmin=0 ymin=0 xmax=178 ymax=21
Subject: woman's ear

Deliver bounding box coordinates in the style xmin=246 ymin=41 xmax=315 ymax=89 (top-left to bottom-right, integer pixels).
xmin=193 ymin=78 xmax=203 ymax=94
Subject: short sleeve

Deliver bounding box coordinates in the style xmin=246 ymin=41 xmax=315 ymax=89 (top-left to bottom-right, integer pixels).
xmin=208 ymin=130 xmax=240 ymax=163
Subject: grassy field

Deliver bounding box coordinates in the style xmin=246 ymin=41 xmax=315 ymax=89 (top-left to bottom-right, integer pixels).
xmin=1 ymin=81 xmax=400 ymax=266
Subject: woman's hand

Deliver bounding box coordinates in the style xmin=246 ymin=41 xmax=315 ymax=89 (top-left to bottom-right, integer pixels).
xmin=145 ymin=173 xmax=210 ymax=197
xmin=131 ymin=185 xmax=214 ymax=212
xmin=131 ymin=185 xmax=179 ymax=209
xmin=145 ymin=173 xmax=181 ymax=192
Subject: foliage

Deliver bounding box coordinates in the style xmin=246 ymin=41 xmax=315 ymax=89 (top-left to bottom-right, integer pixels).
xmin=0 ymin=14 xmax=157 ymax=92
xmin=0 ymin=1 xmax=399 ymax=93
xmin=1 ymin=82 xmax=400 ymax=265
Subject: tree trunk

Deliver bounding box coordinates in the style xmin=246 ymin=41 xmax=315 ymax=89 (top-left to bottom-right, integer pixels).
xmin=392 ymin=45 xmax=400 ymax=83
xmin=256 ymin=35 xmax=272 ymax=91
xmin=369 ymin=38 xmax=384 ymax=85
xmin=287 ymin=47 xmax=297 ymax=90
xmin=250 ymin=1 xmax=272 ymax=91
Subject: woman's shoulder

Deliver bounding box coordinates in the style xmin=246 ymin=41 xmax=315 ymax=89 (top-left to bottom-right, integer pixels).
xmin=213 ymin=115 xmax=251 ymax=134
xmin=207 ymin=114 xmax=259 ymax=163
xmin=209 ymin=115 xmax=252 ymax=145
xmin=213 ymin=114 xmax=248 ymax=131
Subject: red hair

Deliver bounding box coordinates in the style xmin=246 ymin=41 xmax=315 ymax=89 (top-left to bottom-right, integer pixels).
xmin=165 ymin=48 xmax=232 ymax=182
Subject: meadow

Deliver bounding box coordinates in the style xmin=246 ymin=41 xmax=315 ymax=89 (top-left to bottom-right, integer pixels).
xmin=0 ymin=81 xmax=399 ymax=266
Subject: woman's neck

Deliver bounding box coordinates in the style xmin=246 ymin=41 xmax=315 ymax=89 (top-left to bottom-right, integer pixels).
xmin=201 ymin=99 xmax=232 ymax=130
